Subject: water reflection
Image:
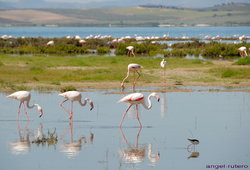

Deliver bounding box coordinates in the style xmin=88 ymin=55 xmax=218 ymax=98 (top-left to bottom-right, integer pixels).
xmin=160 ymin=93 xmax=167 ymax=118
xmin=32 ymin=124 xmax=58 ymax=148
xmin=119 ymin=127 xmax=160 ymax=167
xmin=60 ymin=122 xmax=94 ymax=158
xmin=187 ymin=138 xmax=200 ymax=159
xmin=9 ymin=121 xmax=31 ymax=155
xmin=119 ymin=127 xmax=146 ymax=164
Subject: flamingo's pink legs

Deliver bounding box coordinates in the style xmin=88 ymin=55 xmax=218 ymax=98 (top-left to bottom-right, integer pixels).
xmin=17 ymin=102 xmax=22 ymax=120
xmin=69 ymin=101 xmax=73 ymax=120
xmin=136 ymin=105 xmax=142 ymax=128
xmin=60 ymin=99 xmax=72 ymax=119
xmin=17 ymin=101 xmax=29 ymax=120
xmin=120 ymin=104 xmax=133 ymax=128
xmin=23 ymin=102 xmax=29 ymax=120
xmin=120 ymin=126 xmax=142 ymax=148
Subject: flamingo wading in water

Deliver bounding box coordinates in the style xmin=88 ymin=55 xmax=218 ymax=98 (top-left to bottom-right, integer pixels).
xmin=121 ymin=63 xmax=142 ymax=91
xmin=6 ymin=91 xmax=43 ymax=120
xmin=59 ymin=91 xmax=94 ymax=120
xmin=118 ymin=92 xmax=160 ymax=128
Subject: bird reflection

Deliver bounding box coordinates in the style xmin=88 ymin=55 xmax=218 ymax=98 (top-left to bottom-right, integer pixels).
xmin=187 ymin=138 xmax=200 ymax=159
xmin=60 ymin=122 xmax=94 ymax=158
xmin=119 ymin=127 xmax=160 ymax=166
xmin=9 ymin=120 xmax=31 ymax=155
xmin=160 ymin=92 xmax=168 ymax=118
xmin=31 ymin=124 xmax=58 ymax=148
xmin=119 ymin=127 xmax=145 ymax=164
xmin=148 ymin=143 xmax=160 ymax=165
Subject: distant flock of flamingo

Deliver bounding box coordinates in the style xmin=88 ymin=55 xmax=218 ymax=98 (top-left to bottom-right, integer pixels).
xmin=6 ymin=57 xmax=167 ymax=127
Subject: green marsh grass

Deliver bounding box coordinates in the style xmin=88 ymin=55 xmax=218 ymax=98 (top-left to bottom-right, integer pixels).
xmin=234 ymin=57 xmax=250 ymax=65
xmin=209 ymin=68 xmax=250 ymax=79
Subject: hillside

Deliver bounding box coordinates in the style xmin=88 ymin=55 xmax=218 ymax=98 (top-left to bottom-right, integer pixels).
xmin=0 ymin=3 xmax=250 ymax=27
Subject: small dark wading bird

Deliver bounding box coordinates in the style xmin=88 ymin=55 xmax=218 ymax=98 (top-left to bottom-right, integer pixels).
xmin=59 ymin=91 xmax=94 ymax=120
xmin=187 ymin=138 xmax=199 ymax=145
xmin=6 ymin=91 xmax=43 ymax=120
xmin=121 ymin=63 xmax=142 ymax=91
xmin=187 ymin=138 xmax=199 ymax=152
xmin=118 ymin=92 xmax=160 ymax=128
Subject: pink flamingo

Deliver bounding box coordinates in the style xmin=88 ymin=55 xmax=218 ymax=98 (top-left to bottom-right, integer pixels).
xmin=59 ymin=91 xmax=94 ymax=120
xmin=121 ymin=63 xmax=142 ymax=91
xmin=118 ymin=92 xmax=160 ymax=128
xmin=6 ymin=91 xmax=43 ymax=120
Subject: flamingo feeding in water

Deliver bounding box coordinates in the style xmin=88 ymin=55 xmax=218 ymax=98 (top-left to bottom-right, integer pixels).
xmin=121 ymin=63 xmax=142 ymax=91
xmin=118 ymin=92 xmax=160 ymax=128
xmin=59 ymin=91 xmax=94 ymax=120
xmin=6 ymin=91 xmax=43 ymax=120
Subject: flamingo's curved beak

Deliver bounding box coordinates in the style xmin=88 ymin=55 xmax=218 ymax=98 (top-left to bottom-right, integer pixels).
xmin=89 ymin=100 xmax=94 ymax=111
xmin=156 ymin=95 xmax=160 ymax=102
xmin=39 ymin=110 xmax=43 ymax=118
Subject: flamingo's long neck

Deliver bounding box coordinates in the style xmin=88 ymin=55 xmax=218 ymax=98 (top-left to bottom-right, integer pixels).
xmin=79 ymin=98 xmax=87 ymax=107
xmin=148 ymin=143 xmax=152 ymax=158
xmin=121 ymin=70 xmax=130 ymax=86
xmin=26 ymin=100 xmax=35 ymax=109
xmin=142 ymin=94 xmax=153 ymax=110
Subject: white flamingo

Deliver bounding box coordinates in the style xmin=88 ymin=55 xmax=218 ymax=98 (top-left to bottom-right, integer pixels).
xmin=121 ymin=63 xmax=142 ymax=91
xmin=6 ymin=91 xmax=43 ymax=120
xmin=59 ymin=91 xmax=94 ymax=120
xmin=126 ymin=46 xmax=135 ymax=57
xmin=238 ymin=46 xmax=248 ymax=57
xmin=118 ymin=92 xmax=160 ymax=127
xmin=46 ymin=40 xmax=54 ymax=46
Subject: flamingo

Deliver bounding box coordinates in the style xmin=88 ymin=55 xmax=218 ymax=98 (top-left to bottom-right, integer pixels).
xmin=59 ymin=91 xmax=94 ymax=120
xmin=118 ymin=92 xmax=160 ymax=128
xmin=46 ymin=40 xmax=54 ymax=46
xmin=160 ymin=58 xmax=167 ymax=86
xmin=238 ymin=46 xmax=248 ymax=57
xmin=6 ymin=91 xmax=43 ymax=120
xmin=160 ymin=58 xmax=167 ymax=68
xmin=148 ymin=143 xmax=160 ymax=164
xmin=126 ymin=46 xmax=135 ymax=57
xmin=121 ymin=63 xmax=142 ymax=91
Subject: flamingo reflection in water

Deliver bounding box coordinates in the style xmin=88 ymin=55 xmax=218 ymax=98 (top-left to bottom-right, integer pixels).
xmin=119 ymin=127 xmax=145 ymax=164
xmin=60 ymin=122 xmax=94 ymax=158
xmin=9 ymin=121 xmax=31 ymax=155
xmin=119 ymin=127 xmax=160 ymax=166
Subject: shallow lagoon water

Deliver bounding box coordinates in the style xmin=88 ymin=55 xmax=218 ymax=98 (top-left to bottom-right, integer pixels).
xmin=0 ymin=88 xmax=250 ymax=170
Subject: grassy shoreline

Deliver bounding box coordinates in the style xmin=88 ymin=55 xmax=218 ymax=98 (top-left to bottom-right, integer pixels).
xmin=0 ymin=54 xmax=249 ymax=92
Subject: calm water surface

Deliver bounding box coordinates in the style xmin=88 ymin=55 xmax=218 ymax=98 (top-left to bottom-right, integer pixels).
xmin=1 ymin=27 xmax=250 ymax=38
xmin=0 ymin=88 xmax=250 ymax=170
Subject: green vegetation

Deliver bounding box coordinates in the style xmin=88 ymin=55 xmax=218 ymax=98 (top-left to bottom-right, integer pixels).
xmin=0 ymin=54 xmax=218 ymax=91
xmin=1 ymin=37 xmax=249 ymax=59
xmin=209 ymin=68 xmax=250 ymax=79
xmin=234 ymin=57 xmax=250 ymax=65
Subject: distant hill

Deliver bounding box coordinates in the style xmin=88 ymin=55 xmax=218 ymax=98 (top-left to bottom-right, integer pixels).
xmin=0 ymin=3 xmax=250 ymax=27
